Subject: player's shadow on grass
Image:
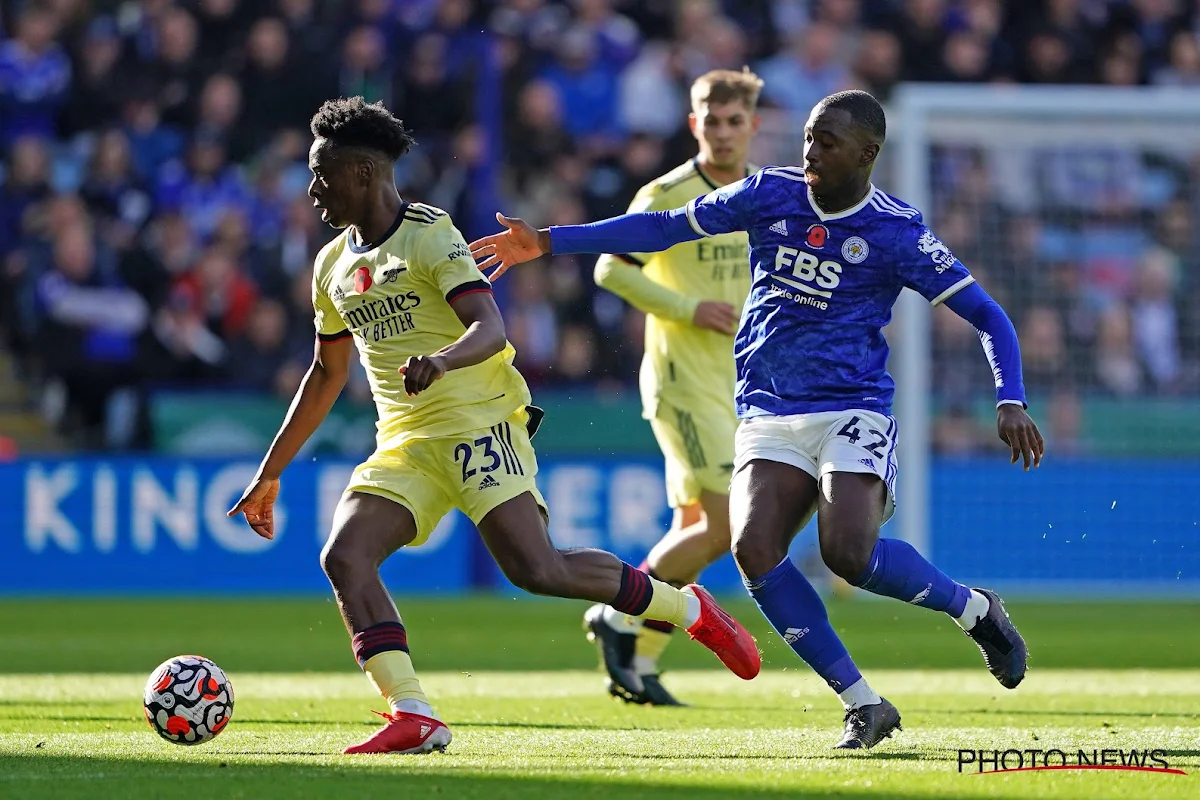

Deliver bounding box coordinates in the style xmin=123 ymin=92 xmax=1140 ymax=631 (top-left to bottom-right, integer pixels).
xmin=451 ymin=720 xmax=644 ymax=731
xmin=2 ymin=714 xmax=137 ymax=724
xmin=0 ymin=752 xmax=946 ymax=800
xmin=613 ymin=750 xmax=926 ymax=762
xmin=955 ymin=708 xmax=1200 ymax=720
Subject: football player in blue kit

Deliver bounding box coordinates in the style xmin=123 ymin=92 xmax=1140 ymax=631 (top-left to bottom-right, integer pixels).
xmin=470 ymin=90 xmax=1044 ymax=751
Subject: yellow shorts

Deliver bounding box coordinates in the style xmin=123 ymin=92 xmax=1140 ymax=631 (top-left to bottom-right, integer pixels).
xmin=648 ymin=399 xmax=737 ymax=508
xmin=346 ymin=407 xmax=548 ymax=546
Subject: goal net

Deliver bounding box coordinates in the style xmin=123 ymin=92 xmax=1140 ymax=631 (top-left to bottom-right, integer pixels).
xmin=884 ymin=85 xmax=1200 ymax=595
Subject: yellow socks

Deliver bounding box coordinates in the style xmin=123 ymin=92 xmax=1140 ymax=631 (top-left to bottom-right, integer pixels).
xmin=612 ymin=564 xmax=701 ymax=628
xmin=362 ymin=650 xmax=428 ymax=708
xmin=351 ymin=621 xmax=432 ymax=714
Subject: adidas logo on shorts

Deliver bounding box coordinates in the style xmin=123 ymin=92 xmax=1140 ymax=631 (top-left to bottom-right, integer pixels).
xmin=769 ymin=219 xmax=788 ymax=236
xmin=479 ymin=475 xmax=500 ymax=490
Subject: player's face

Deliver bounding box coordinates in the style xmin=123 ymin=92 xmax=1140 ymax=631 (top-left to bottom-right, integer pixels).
xmin=802 ymin=107 xmax=868 ymax=194
xmin=690 ymin=100 xmax=758 ymax=171
xmin=307 ymin=138 xmax=361 ymax=229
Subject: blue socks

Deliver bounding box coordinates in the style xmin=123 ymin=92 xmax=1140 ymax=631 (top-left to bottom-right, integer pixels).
xmin=853 ymin=538 xmax=971 ymax=617
xmin=745 ymin=558 xmax=863 ymax=692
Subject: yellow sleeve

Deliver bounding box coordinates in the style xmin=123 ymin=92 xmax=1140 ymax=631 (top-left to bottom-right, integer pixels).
xmin=312 ymin=257 xmax=350 ymax=341
xmin=594 ymin=185 xmax=700 ymax=325
xmin=415 ymin=216 xmax=493 ymax=304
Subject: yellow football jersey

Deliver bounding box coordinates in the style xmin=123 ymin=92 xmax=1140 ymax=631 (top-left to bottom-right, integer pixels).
xmin=595 ymin=159 xmax=752 ymax=418
xmin=312 ymin=202 xmax=530 ymax=450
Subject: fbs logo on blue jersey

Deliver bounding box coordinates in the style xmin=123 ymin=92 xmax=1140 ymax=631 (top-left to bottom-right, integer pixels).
xmin=772 ymin=246 xmax=843 ymax=310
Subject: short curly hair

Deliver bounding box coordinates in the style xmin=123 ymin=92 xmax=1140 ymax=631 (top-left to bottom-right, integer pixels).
xmin=818 ymin=90 xmax=886 ymax=143
xmin=310 ymin=97 xmax=415 ymax=160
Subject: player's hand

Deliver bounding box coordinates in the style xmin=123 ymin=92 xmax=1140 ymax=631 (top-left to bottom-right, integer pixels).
xmin=227 ymin=477 xmax=281 ymax=539
xmin=693 ymin=301 xmax=739 ymax=335
xmin=468 ymin=213 xmax=550 ymax=280
xmin=399 ymin=354 xmax=447 ymax=396
xmin=997 ymin=404 xmax=1044 ymax=471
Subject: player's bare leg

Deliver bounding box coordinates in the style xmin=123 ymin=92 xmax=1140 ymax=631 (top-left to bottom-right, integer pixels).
xmin=477 ymin=491 xmax=760 ymax=681
xmin=588 ymin=493 xmax=731 ymax=704
xmin=817 ymin=472 xmax=1028 ymax=690
xmin=730 ymin=461 xmax=899 ymax=749
xmin=647 ymin=492 xmax=731 ymax=584
xmin=321 ymin=492 xmax=452 ymax=755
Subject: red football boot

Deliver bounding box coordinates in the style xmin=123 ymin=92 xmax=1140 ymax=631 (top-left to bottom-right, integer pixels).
xmin=343 ymin=710 xmax=452 ymax=755
xmin=684 ymin=584 xmax=762 ymax=680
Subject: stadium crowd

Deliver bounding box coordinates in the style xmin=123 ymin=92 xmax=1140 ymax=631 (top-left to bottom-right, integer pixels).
xmin=1 ymin=0 xmax=1199 ymax=449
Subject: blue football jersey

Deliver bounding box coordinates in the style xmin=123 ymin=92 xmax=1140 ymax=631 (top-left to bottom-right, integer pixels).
xmin=684 ymin=166 xmax=976 ymax=418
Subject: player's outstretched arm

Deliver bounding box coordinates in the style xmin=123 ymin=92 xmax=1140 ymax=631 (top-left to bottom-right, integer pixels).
xmin=228 ymin=336 xmax=352 ymax=538
xmin=399 ymin=290 xmax=506 ymax=396
xmin=469 ymin=208 xmax=703 ymax=280
xmin=942 ymin=282 xmax=1045 ymax=471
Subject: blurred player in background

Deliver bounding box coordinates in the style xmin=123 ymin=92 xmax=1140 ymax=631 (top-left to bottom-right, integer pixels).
xmin=228 ymin=97 xmax=761 ymax=756
xmin=586 ymin=69 xmax=761 ymax=707
xmin=471 ymin=90 xmax=1043 ymax=750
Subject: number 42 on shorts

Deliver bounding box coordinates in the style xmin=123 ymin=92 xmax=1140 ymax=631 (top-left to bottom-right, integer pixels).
xmin=837 ymin=416 xmax=888 ymax=459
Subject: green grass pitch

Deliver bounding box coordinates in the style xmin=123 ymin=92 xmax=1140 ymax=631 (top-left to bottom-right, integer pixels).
xmin=1 ymin=596 xmax=1198 ymax=799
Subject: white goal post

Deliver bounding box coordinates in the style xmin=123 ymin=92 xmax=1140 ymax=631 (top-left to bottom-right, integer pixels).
xmin=888 ymin=84 xmax=1200 ymax=557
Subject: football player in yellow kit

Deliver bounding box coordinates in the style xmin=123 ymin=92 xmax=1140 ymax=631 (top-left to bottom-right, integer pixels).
xmin=585 ymin=69 xmax=762 ymax=706
xmin=227 ymin=97 xmax=761 ymax=755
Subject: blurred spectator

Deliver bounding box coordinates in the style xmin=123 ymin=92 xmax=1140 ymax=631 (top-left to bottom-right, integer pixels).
xmin=227 ymin=298 xmax=298 ymax=392
xmin=171 ymin=247 xmax=258 ymax=342
xmin=554 ymin=323 xmax=599 ymax=388
xmin=506 ymin=80 xmax=572 ymax=193
xmin=278 ymin=0 xmax=336 ymax=62
xmin=34 ymin=224 xmax=149 ymax=448
xmin=239 ymin=18 xmax=328 ymax=157
xmin=1153 ymin=29 xmax=1200 ymax=85
xmin=1019 ymin=307 xmax=1069 ymax=395
xmin=1130 ymin=247 xmax=1182 ymax=393
xmin=0 ymin=6 xmax=72 ymax=148
xmin=149 ymin=8 xmax=205 ymax=128
xmin=396 ymin=34 xmax=474 ymax=150
xmin=894 ymin=0 xmax=950 ymax=82
xmin=339 ymin=25 xmax=391 ymax=105
xmin=506 ymin=261 xmax=559 ymax=384
xmin=121 ymin=94 xmax=186 ymax=183
xmin=1095 ymin=306 xmax=1142 ymax=396
xmin=852 ymin=30 xmax=902 ymax=100
xmin=618 ymin=42 xmax=687 ymax=137
xmin=943 ymin=32 xmax=993 ymax=82
xmin=757 ymin=22 xmax=851 ymax=121
xmin=1 ymin=137 xmax=52 ymax=257
xmin=155 ymin=135 xmax=251 ymax=240
xmin=194 ymin=74 xmax=247 ymax=158
xmin=933 ymin=404 xmax=993 ymax=456
xmin=60 ymin=15 xmax=125 ymax=136
xmin=79 ymin=129 xmax=153 ymax=250
xmin=1046 ymin=388 xmax=1086 ymax=456
xmin=539 ymin=26 xmax=622 ymax=144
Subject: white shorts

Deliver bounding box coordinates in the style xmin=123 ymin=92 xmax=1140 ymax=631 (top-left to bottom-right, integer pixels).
xmin=734 ymin=410 xmax=898 ymax=523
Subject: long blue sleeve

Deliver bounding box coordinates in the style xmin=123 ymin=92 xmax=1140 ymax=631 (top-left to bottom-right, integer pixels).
xmin=943 ymin=282 xmax=1027 ymax=408
xmin=549 ymin=209 xmax=702 ymax=255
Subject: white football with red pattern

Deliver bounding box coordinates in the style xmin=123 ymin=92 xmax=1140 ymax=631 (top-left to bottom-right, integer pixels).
xmin=143 ymin=655 xmax=234 ymax=745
